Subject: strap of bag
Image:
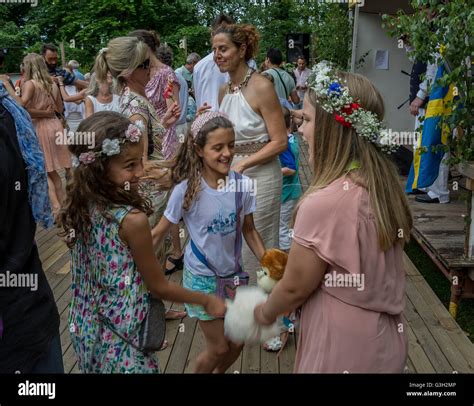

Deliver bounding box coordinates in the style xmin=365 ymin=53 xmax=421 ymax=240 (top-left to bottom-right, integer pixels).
xmin=271 ymin=68 xmax=290 ymax=99
xmin=233 ymin=172 xmax=243 ymax=273
xmin=190 ymin=171 xmax=244 ymax=275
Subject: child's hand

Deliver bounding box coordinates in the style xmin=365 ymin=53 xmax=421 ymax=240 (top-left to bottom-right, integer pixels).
xmin=142 ymin=163 xmax=173 ymax=189
xmin=204 ymin=295 xmax=226 ymax=318
xmin=196 ymin=102 xmax=211 ymax=116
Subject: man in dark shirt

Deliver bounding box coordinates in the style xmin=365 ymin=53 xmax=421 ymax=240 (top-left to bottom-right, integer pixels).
xmin=0 ymin=82 xmax=63 ymax=373
xmin=41 ymin=43 xmax=88 ymax=89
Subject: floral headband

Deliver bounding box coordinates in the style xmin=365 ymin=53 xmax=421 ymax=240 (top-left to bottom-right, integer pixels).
xmin=72 ymin=121 xmax=143 ymax=167
xmin=190 ymin=111 xmax=229 ymax=140
xmin=307 ymin=61 xmax=398 ymax=154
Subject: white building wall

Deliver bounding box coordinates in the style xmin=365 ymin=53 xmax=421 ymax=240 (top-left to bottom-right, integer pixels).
xmin=355 ymin=12 xmax=415 ymax=134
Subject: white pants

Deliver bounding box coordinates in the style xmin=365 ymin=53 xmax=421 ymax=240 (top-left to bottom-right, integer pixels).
xmin=279 ymin=199 xmax=296 ymax=251
xmin=414 ymin=108 xmax=450 ymax=203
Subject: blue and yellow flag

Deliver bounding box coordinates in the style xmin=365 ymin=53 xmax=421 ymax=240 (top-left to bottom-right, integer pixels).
xmin=406 ymin=63 xmax=455 ymax=192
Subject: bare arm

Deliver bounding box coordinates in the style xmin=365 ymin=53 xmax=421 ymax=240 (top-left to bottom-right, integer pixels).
xmin=233 ymin=76 xmax=287 ymax=173
xmin=290 ymin=88 xmax=300 ymax=105
xmin=281 ymin=167 xmax=296 ymax=177
xmin=84 ymin=97 xmax=94 ymax=118
xmin=21 ymin=81 xmax=56 ymax=118
xmin=151 ymin=215 xmax=174 ymax=251
xmin=120 ymin=210 xmax=225 ymax=316
xmin=74 ymin=79 xmax=89 ymax=90
xmin=255 ymin=241 xmax=328 ymax=324
xmin=242 ymin=213 xmax=265 ymax=262
xmin=60 ymin=86 xmax=85 ymax=102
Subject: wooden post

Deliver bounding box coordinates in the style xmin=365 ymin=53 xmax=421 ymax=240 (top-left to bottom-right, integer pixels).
xmin=59 ymin=41 xmax=66 ymax=68
xmin=350 ymin=4 xmax=360 ymax=73
xmin=458 ymin=161 xmax=474 ymax=258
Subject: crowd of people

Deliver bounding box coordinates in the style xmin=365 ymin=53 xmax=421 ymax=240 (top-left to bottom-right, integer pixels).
xmin=0 ymin=13 xmax=412 ymax=374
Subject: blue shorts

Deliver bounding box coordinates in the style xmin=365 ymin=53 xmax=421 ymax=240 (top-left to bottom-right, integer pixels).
xmin=182 ymin=266 xmax=217 ymax=321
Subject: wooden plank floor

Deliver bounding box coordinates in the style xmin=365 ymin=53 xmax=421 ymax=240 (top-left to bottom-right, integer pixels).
xmin=36 ymin=134 xmax=474 ymax=373
xmin=407 ymin=181 xmax=474 ymax=269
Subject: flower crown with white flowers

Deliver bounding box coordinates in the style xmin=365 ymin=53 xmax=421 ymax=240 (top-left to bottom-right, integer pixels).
xmin=72 ymin=121 xmax=144 ymax=167
xmin=307 ymin=61 xmax=398 ymax=154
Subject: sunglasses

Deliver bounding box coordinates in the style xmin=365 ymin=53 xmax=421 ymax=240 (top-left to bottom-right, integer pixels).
xmin=137 ymin=58 xmax=150 ymax=70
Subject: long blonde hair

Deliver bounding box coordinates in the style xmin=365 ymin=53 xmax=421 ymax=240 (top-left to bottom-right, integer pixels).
xmin=93 ymin=37 xmax=148 ymax=93
xmin=22 ymin=53 xmax=54 ymax=96
xmin=299 ymin=71 xmax=412 ymax=251
xmin=85 ymin=72 xmax=117 ymax=97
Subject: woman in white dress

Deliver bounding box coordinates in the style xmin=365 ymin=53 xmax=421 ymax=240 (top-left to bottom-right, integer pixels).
xmin=84 ymin=72 xmax=120 ymax=117
xmin=215 ymin=23 xmax=287 ymax=282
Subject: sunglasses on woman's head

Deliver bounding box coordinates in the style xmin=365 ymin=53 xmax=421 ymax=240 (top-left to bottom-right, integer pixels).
xmin=137 ymin=59 xmax=150 ymax=70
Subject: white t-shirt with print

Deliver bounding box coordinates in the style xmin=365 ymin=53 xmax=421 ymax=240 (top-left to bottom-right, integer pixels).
xmin=164 ymin=171 xmax=256 ymax=277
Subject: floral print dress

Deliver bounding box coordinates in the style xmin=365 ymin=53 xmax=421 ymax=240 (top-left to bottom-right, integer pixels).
xmin=145 ymin=65 xmax=180 ymax=160
xmin=69 ymin=205 xmax=160 ymax=373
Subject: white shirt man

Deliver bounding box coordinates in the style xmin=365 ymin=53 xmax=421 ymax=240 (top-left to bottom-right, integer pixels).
xmin=294 ymin=57 xmax=311 ymax=102
xmin=193 ymin=52 xmax=257 ymax=111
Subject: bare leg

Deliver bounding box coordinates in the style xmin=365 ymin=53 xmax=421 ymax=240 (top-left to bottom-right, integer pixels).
xmin=47 ymin=173 xmax=61 ymax=213
xmin=194 ymin=319 xmax=231 ymax=373
xmin=49 ymin=171 xmax=65 ymax=208
xmin=213 ymin=341 xmax=244 ymax=374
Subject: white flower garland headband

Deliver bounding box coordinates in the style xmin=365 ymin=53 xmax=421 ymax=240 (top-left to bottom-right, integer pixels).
xmin=306 ymin=61 xmax=398 ymax=154
xmin=72 ymin=121 xmax=144 ymax=167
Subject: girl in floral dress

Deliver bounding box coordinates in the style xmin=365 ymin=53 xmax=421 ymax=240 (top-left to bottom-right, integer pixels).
xmin=60 ymin=112 xmax=225 ymax=373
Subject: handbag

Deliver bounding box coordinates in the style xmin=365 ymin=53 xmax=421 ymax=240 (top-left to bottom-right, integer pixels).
xmin=190 ymin=171 xmax=249 ymax=301
xmin=98 ymin=295 xmax=166 ymax=354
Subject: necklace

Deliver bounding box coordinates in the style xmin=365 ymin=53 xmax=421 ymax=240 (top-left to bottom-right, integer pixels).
xmin=227 ymin=68 xmax=254 ymax=94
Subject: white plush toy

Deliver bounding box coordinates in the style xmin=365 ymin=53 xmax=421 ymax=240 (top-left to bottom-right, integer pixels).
xmin=224 ymin=285 xmax=282 ymax=344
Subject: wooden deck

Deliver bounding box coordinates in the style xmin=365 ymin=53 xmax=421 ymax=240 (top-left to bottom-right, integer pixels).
xmin=36 ymin=134 xmax=474 ymax=373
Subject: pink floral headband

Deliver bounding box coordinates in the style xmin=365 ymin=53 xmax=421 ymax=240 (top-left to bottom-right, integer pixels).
xmin=72 ymin=121 xmax=143 ymax=167
xmin=190 ymin=111 xmax=229 ymax=140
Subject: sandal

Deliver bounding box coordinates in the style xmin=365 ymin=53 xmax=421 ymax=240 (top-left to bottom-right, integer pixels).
xmin=158 ymin=339 xmax=168 ymax=351
xmin=263 ymin=336 xmax=283 ymax=352
xmin=165 ymin=254 xmax=184 ymax=275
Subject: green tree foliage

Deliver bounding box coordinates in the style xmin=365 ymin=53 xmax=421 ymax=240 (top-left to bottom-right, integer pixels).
xmin=0 ymin=0 xmax=352 ymax=73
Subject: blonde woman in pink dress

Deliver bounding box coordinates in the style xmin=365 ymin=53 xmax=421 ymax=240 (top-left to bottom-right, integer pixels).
xmin=254 ymin=65 xmax=412 ymax=373
xmin=6 ymin=53 xmax=71 ymax=215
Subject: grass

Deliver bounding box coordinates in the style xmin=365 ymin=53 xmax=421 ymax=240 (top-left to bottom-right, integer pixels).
xmin=405 ymin=240 xmax=474 ymax=342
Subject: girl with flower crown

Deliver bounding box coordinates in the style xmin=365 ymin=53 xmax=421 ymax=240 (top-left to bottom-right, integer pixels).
xmin=59 ymin=112 xmax=225 ymax=373
xmin=254 ymin=64 xmax=413 ymax=373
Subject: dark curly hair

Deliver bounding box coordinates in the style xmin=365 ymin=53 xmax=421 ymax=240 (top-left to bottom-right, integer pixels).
xmin=213 ymin=24 xmax=260 ymax=62
xmin=59 ymin=111 xmax=152 ymax=247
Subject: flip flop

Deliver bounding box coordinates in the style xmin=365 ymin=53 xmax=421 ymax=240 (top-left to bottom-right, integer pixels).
xmin=158 ymin=339 xmax=168 ymax=351
xmin=165 ymin=309 xmax=187 ymax=320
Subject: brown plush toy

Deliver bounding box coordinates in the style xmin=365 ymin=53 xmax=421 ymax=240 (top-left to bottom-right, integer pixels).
xmin=256 ymin=248 xmax=294 ymax=353
xmin=257 ymin=248 xmax=289 ymax=294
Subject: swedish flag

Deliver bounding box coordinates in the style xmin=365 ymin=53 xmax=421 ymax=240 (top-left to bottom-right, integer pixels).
xmin=406 ymin=63 xmax=455 ymax=193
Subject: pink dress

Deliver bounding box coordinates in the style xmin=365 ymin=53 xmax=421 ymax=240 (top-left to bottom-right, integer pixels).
xmin=26 ymin=80 xmax=71 ymax=172
xmin=145 ymin=65 xmax=180 ymax=160
xmin=293 ymin=176 xmax=407 ymax=373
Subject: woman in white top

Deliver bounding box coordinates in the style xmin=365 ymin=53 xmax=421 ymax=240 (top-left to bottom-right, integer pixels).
xmin=84 ymin=72 xmax=120 ymax=117
xmin=214 ymin=23 xmax=287 ymax=282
